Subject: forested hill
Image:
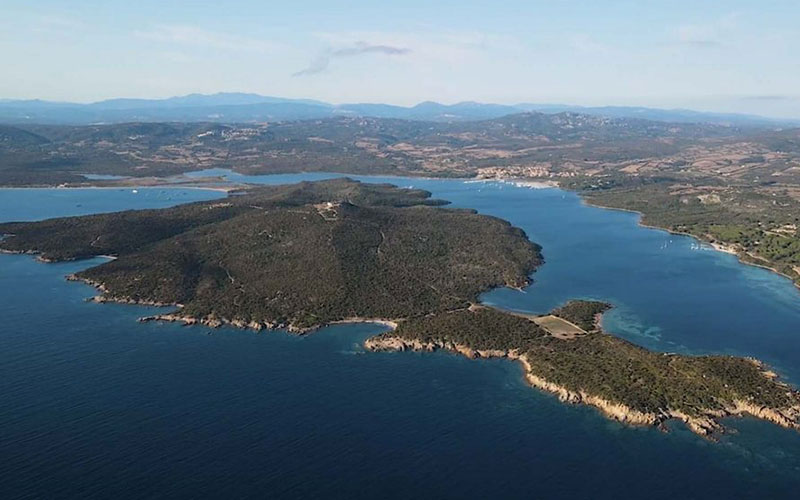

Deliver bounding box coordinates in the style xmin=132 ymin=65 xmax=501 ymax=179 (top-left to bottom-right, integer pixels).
xmin=0 ymin=178 xmax=542 ymax=331
xmin=3 ymin=177 xmax=800 ymax=436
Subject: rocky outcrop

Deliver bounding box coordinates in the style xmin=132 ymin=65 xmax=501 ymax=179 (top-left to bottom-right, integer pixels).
xmin=726 ymin=400 xmax=800 ymax=431
xmin=68 ymin=274 xmax=180 ymax=307
xmin=364 ymin=336 xmax=507 ymax=360
xmin=365 ymin=335 xmax=664 ymax=428
xmin=137 ymin=313 xmax=401 ymax=335
xmin=72 ymin=273 xmax=400 ymax=334
xmin=364 ymin=335 xmax=800 ymax=438
xmin=137 ymin=312 xmax=290 ymax=331
xmin=55 ymin=266 xmax=800 ymax=439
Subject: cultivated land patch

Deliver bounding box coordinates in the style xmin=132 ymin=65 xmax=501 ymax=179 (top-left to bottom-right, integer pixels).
xmin=533 ymin=314 xmax=586 ymax=339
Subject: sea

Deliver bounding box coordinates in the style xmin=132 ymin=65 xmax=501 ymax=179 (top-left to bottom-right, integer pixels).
xmin=3 ymin=173 xmax=800 ymax=498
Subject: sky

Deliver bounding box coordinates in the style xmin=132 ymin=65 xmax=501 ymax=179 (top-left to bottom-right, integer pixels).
xmin=2 ymin=0 xmax=800 ymax=118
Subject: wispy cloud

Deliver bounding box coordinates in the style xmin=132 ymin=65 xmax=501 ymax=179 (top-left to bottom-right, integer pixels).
xmin=135 ymin=25 xmax=281 ymax=53
xmin=293 ymin=42 xmax=411 ymax=76
xmin=29 ymin=14 xmax=85 ymax=36
xmin=293 ymin=30 xmax=518 ymax=78
xmin=569 ymin=34 xmax=610 ymax=55
xmin=37 ymin=16 xmax=83 ymax=29
xmin=333 ymin=43 xmax=409 ymax=57
xmin=159 ymin=51 xmax=198 ymax=64
xmin=673 ymin=13 xmax=739 ymax=48
xmin=741 ymin=95 xmax=796 ymax=101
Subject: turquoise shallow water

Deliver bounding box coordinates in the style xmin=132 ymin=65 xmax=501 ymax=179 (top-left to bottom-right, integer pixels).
xmin=3 ymin=175 xmax=800 ymax=498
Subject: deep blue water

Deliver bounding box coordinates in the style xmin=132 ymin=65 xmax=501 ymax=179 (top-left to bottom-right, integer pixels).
xmin=0 ymin=187 xmax=222 ymax=221
xmin=3 ymin=175 xmax=800 ymax=498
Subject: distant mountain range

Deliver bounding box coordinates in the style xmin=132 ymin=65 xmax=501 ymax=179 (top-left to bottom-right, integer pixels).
xmin=0 ymin=92 xmax=796 ymax=127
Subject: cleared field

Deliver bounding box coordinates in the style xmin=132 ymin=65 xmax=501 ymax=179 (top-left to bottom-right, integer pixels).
xmin=533 ymin=315 xmax=586 ymax=339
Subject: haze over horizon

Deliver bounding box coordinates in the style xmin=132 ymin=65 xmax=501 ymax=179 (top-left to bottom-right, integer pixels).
xmin=2 ymin=0 xmax=800 ymax=119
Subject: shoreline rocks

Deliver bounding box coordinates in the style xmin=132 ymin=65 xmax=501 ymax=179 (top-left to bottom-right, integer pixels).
xmin=364 ymin=335 xmax=800 ymax=437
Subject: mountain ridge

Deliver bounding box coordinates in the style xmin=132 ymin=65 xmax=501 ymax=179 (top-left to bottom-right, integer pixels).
xmin=1 ymin=92 xmax=796 ymax=127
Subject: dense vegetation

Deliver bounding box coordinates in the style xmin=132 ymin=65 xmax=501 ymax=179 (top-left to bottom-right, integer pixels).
xmin=372 ymin=303 xmax=800 ymax=423
xmin=551 ymin=300 xmax=611 ymax=331
xmin=582 ymin=181 xmax=800 ymax=284
xmin=3 ymin=113 xmax=799 ymax=291
xmin=0 ymin=179 xmax=541 ymax=330
xmin=2 ymin=109 xmax=800 ymax=290
xmin=2 ymin=108 xmax=800 ymax=290
xmin=4 ymin=177 xmax=798 ymax=434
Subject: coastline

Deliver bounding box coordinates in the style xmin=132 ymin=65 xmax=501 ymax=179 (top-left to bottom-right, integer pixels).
xmin=7 ymin=168 xmax=799 ymax=326
xmin=7 ymin=172 xmax=800 ymax=440
xmin=576 ymin=195 xmax=800 ymax=289
xmin=137 ymin=311 xmax=401 ymax=334
xmin=22 ymin=170 xmax=784 ymax=282
xmin=0 ymin=184 xmax=238 ymax=193
xmin=51 ymin=168 xmax=794 ymax=290
xmin=364 ymin=332 xmax=800 ymax=438
xmin=465 ymin=178 xmax=558 ymax=189
xmin=69 ymin=273 xmax=400 ymax=334
xmin=50 ymin=267 xmax=800 ymax=438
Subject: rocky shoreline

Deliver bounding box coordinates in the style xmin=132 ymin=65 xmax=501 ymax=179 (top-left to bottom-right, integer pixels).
xmin=5 ymin=177 xmax=799 ymax=443
xmin=364 ymin=335 xmax=800 ymax=437
xmin=67 ymin=269 xmax=800 ymax=438
xmin=68 ymin=274 xmax=400 ymax=334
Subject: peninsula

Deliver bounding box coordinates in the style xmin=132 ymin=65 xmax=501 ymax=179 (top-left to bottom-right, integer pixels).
xmin=2 ymin=178 xmax=799 ymax=436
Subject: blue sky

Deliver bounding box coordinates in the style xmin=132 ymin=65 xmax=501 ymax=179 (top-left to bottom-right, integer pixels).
xmin=2 ymin=0 xmax=799 ymax=117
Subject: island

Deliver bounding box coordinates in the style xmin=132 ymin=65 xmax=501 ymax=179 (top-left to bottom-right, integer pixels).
xmin=2 ymin=178 xmax=799 ymax=437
